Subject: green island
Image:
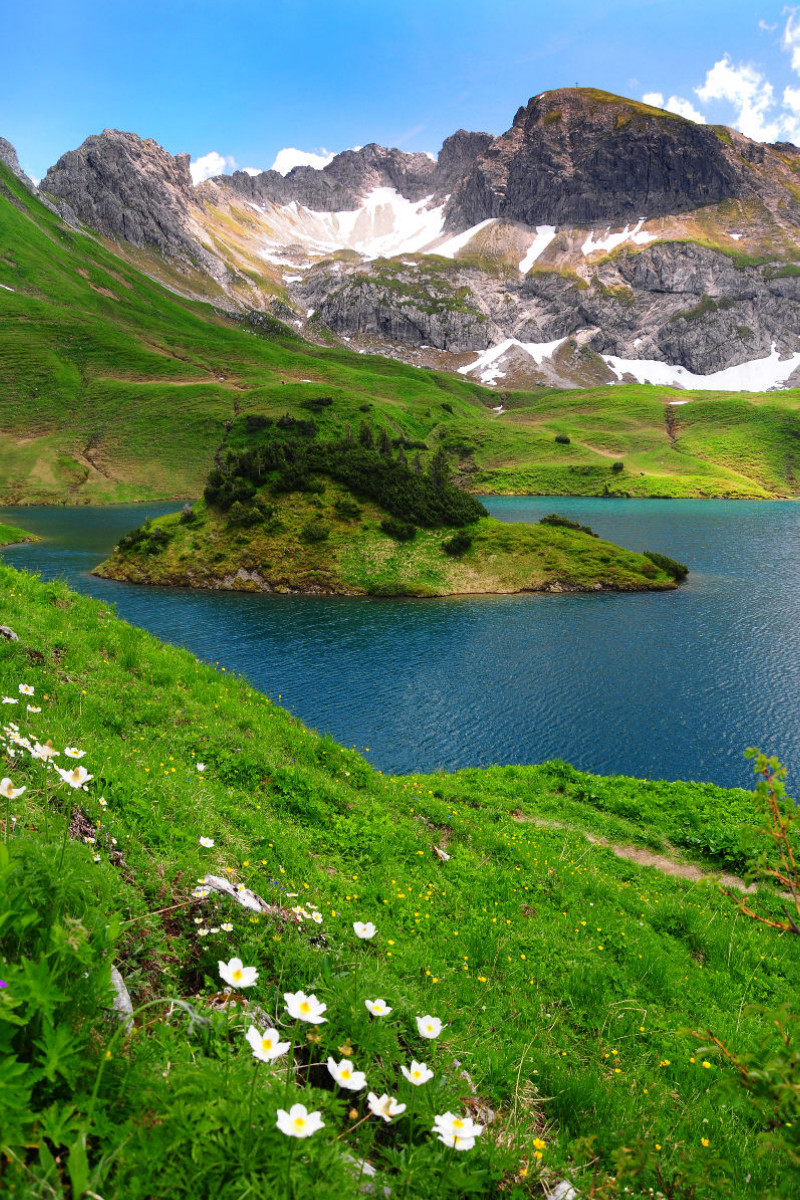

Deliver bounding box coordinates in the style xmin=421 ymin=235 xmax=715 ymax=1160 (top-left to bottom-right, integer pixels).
xmin=95 ymin=418 xmax=685 ymax=596
xmin=1 ymin=561 xmax=798 ymax=1199
xmin=0 ymin=521 xmax=37 ymax=548
xmin=4 ymin=157 xmax=800 ymax=507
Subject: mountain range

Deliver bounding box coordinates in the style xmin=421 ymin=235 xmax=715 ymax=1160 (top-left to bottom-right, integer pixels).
xmin=8 ymin=86 xmax=800 ymax=390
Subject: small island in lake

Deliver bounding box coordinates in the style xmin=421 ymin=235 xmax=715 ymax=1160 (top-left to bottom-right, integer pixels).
xmin=0 ymin=521 xmax=38 ymax=548
xmin=95 ymin=415 xmax=687 ymax=597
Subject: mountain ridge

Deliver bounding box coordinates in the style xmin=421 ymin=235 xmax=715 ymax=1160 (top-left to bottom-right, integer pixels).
xmin=11 ymin=85 xmax=800 ymax=389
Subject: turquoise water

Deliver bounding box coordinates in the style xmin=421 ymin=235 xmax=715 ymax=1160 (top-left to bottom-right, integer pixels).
xmin=2 ymin=498 xmax=799 ymax=788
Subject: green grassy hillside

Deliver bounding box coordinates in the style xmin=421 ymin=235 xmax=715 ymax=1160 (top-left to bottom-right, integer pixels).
xmin=4 ymin=161 xmax=800 ymax=504
xmin=1 ymin=561 xmax=798 ymax=1198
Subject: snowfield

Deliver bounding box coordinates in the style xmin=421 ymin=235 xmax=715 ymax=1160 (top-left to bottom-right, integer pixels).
xmin=458 ymin=337 xmax=568 ymax=384
xmin=603 ymin=343 xmax=800 ymax=390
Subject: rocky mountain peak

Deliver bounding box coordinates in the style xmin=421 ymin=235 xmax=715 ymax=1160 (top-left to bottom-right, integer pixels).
xmin=0 ymin=137 xmax=36 ymax=189
xmin=446 ymin=86 xmax=749 ymax=229
xmin=40 ymin=129 xmax=209 ymax=265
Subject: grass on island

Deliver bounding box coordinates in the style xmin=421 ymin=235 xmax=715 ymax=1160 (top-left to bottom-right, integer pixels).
xmin=1 ymin=561 xmax=798 ymax=1199
xmin=4 ymin=160 xmax=800 ymax=505
xmin=0 ymin=521 xmax=36 ymax=547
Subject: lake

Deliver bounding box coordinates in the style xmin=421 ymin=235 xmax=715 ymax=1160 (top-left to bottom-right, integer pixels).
xmin=2 ymin=498 xmax=798 ymax=789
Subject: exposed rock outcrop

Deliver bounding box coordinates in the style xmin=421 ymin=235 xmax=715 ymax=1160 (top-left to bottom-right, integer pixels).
xmin=40 ymin=129 xmax=223 ymax=276
xmin=445 ymin=89 xmax=750 ymax=229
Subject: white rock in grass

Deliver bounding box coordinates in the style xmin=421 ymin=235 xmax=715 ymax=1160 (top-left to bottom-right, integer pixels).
xmin=110 ymin=965 xmax=134 ymax=1034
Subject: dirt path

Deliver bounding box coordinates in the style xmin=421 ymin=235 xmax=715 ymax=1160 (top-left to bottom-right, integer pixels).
xmin=513 ymin=814 xmax=758 ymax=893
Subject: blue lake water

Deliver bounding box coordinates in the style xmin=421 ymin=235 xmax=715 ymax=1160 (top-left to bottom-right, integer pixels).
xmin=2 ymin=498 xmax=799 ymax=789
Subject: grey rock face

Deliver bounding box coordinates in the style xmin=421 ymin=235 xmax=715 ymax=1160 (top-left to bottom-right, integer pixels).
xmin=221 ymin=136 xmax=490 ymax=211
xmin=0 ymin=138 xmax=36 ymax=189
xmin=40 ymin=129 xmax=219 ymax=271
xmin=446 ymin=89 xmax=749 ymax=229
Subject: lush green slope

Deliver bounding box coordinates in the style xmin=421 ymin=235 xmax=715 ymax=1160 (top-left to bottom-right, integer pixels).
xmin=1 ymin=561 xmax=798 ymax=1198
xmin=4 ymin=162 xmax=800 ymax=504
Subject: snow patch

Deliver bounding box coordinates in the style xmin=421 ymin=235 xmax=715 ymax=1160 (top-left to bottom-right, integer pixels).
xmin=603 ymin=343 xmax=800 ymax=390
xmin=283 ymin=274 xmax=303 ymax=283
xmin=519 ymin=225 xmax=557 ymax=273
xmin=729 ymin=233 xmax=742 ymax=241
xmin=458 ymin=337 xmax=567 ymax=385
xmin=255 ymin=188 xmax=448 ymax=260
xmin=432 ymin=218 xmax=497 ymax=258
xmin=582 ymin=219 xmax=656 ymax=256
xmin=306 ymin=308 xmax=315 ymax=317
xmin=0 ymin=283 xmax=14 ymax=291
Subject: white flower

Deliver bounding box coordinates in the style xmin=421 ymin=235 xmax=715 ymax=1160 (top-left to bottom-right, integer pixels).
xmin=26 ymin=705 xmax=41 ymax=713
xmin=434 ymin=846 xmax=451 ymax=861
xmin=220 ymin=922 xmax=233 ymax=932
xmin=365 ymin=998 xmax=392 ymax=1017
xmin=0 ymin=777 xmax=25 ymax=800
xmin=83 ymin=836 xmax=96 ymax=844
xmin=199 ymin=837 xmax=214 ymax=848
xmin=432 ymin=1112 xmax=484 ymax=1150
xmin=416 ymin=1015 xmax=443 ymax=1039
xmin=198 ymin=928 xmax=209 ymax=937
xmin=64 ymin=747 xmax=85 ymax=759
xmin=218 ymin=957 xmax=259 ymax=988
xmin=98 ymin=797 xmax=107 ymax=807
xmin=246 ymin=1025 xmax=291 ymax=1062
xmin=18 ymin=684 xmax=34 ymax=696
xmin=196 ymin=762 xmax=206 ymax=772
xmin=401 ymin=1060 xmax=434 ymax=1086
xmin=55 ymin=765 xmax=93 ymax=789
xmin=93 ymin=854 xmax=101 ymax=863
xmin=284 ymin=990 xmax=327 ymax=1024
xmin=353 ymin=921 xmax=377 ymax=939
xmin=31 ymin=741 xmax=58 ymax=760
xmin=367 ymin=1092 xmax=406 ymax=1123
xmin=192 ymin=886 xmax=210 ymax=898
xmin=309 ymin=911 xmax=323 ymax=924
xmin=327 ymin=1057 xmax=367 ymax=1090
xmin=2 ymin=697 xmax=18 ymax=705
xmin=276 ymin=1103 xmax=325 ymax=1139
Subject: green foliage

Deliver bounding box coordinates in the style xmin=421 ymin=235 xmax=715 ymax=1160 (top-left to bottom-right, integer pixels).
xmin=555 ymin=434 xmax=571 ymax=445
xmin=539 ymin=513 xmax=598 ymax=537
xmin=380 ymin=518 xmax=417 ymax=541
xmin=333 ymin=498 xmax=362 ymax=522
xmin=442 ymin=532 xmax=472 ymax=556
xmin=300 ymin=396 xmax=335 ymax=412
xmin=203 ymin=426 xmax=487 ymax=529
xmin=300 ymin=520 xmax=330 ymax=543
xmin=643 ymin=550 xmax=689 ymax=580
xmin=611 ymin=461 xmax=624 ymax=473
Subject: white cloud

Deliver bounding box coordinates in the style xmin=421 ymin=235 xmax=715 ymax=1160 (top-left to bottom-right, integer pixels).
xmin=270 ymin=147 xmax=336 ymax=175
xmin=190 ymin=151 xmax=236 ymax=185
xmin=642 ymin=91 xmax=705 ymax=123
xmin=784 ymin=8 xmax=800 ymax=73
xmin=663 ymin=96 xmax=707 ymax=123
xmin=242 ymin=167 xmax=263 ymax=176
xmin=695 ymin=55 xmax=780 ymax=140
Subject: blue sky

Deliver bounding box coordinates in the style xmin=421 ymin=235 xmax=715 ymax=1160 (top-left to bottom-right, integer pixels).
xmin=5 ymin=1 xmax=800 ymax=181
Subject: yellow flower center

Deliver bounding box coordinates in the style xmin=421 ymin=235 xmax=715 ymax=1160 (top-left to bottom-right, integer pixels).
xmin=300 ymin=1001 xmax=311 ymax=1013
xmin=413 ymin=1071 xmax=421 ymax=1079
xmin=342 ymin=1069 xmax=351 ymax=1079
xmin=232 ymin=969 xmax=243 ymax=981
xmin=294 ymin=1117 xmax=305 ymax=1129
xmin=453 ymin=1119 xmax=464 ymax=1129
xmin=262 ymin=1039 xmax=273 ymax=1051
